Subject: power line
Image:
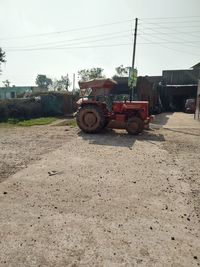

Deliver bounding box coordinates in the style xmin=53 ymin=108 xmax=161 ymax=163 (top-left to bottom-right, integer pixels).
xmin=4 ymin=30 xmax=132 ymax=50
xmin=0 ymin=19 xmax=133 ymax=41
xmin=140 ymin=20 xmax=200 ymax=25
xmin=135 ymin=18 xmax=200 ymax=58
xmin=145 ymin=20 xmax=200 ymax=25
xmin=138 ymin=35 xmax=200 ymax=56
xmin=3 ymin=16 xmax=200 ymax=58
xmin=140 ymin=15 xmax=200 ymax=20
xmin=139 ymin=21 xmax=200 ymax=29
xmin=142 ymin=24 xmax=198 ymax=47
xmin=4 ymin=34 xmax=132 ymax=51
xmin=137 ymin=40 xmax=200 ymax=49
xmin=138 ymin=30 xmax=200 ymax=35
xmin=138 ymin=27 xmax=200 ymax=44
xmin=5 ymin=43 xmax=133 ymax=52
xmin=138 ymin=23 xmax=200 ymax=48
xmin=140 ymin=40 xmax=200 ymax=44
xmin=138 ymin=40 xmax=200 ymax=44
xmin=139 ymin=24 xmax=200 ymax=43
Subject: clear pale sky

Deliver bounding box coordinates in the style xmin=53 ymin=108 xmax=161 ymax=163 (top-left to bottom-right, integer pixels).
xmin=0 ymin=0 xmax=200 ymax=88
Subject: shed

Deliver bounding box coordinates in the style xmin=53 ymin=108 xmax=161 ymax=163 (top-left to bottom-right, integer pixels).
xmin=112 ymin=77 xmax=130 ymax=95
xmin=136 ymin=76 xmax=162 ymax=113
xmin=160 ymin=68 xmax=200 ymax=111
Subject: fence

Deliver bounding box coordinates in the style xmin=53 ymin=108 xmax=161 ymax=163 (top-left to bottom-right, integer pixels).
xmin=0 ymin=92 xmax=77 ymax=122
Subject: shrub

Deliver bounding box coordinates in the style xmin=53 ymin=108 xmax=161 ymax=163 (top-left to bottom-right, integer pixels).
xmin=0 ymin=103 xmax=9 ymax=122
xmin=0 ymin=99 xmax=42 ymax=121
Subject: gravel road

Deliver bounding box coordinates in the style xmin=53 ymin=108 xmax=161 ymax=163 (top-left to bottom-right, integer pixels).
xmin=0 ymin=113 xmax=200 ymax=267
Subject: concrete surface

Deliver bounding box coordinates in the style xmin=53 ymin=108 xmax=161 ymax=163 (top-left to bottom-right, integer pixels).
xmin=0 ymin=113 xmax=200 ymax=267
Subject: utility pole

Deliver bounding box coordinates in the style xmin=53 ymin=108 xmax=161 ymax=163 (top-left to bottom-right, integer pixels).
xmin=132 ymin=18 xmax=138 ymax=70
xmin=130 ymin=17 xmax=138 ymax=100
xmin=73 ymin=73 xmax=75 ymax=91
xmin=66 ymin=74 xmax=69 ymax=91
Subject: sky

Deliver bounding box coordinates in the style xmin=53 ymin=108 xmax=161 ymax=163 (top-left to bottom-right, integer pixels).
xmin=0 ymin=0 xmax=200 ymax=88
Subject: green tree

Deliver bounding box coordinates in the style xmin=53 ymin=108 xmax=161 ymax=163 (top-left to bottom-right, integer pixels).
xmin=0 ymin=48 xmax=6 ymax=74
xmin=51 ymin=75 xmax=71 ymax=91
xmin=113 ymin=65 xmax=129 ymax=78
xmin=57 ymin=75 xmax=71 ymax=91
xmin=2 ymin=79 xmax=10 ymax=87
xmin=78 ymin=68 xmax=105 ymax=81
xmin=35 ymin=74 xmax=52 ymax=88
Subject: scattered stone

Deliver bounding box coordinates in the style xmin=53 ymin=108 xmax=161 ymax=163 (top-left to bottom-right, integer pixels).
xmin=171 ymin=237 xmax=175 ymax=240
xmin=3 ymin=192 xmax=7 ymax=195
xmin=48 ymin=170 xmax=63 ymax=176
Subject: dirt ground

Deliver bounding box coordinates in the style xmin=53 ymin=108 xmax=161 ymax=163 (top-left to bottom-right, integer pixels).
xmin=0 ymin=124 xmax=75 ymax=183
xmin=0 ymin=113 xmax=200 ymax=267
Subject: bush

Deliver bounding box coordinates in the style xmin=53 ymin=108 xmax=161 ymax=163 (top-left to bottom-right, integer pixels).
xmin=0 ymin=103 xmax=9 ymax=122
xmin=0 ymin=99 xmax=42 ymax=121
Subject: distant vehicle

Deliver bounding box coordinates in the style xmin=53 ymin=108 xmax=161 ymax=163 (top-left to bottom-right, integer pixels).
xmin=184 ymin=98 xmax=196 ymax=113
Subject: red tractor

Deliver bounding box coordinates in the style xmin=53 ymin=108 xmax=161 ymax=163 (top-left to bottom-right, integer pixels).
xmin=76 ymin=78 xmax=153 ymax=135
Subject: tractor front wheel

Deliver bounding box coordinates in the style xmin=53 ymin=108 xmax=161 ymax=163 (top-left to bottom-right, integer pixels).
xmin=76 ymin=105 xmax=105 ymax=133
xmin=126 ymin=117 xmax=144 ymax=135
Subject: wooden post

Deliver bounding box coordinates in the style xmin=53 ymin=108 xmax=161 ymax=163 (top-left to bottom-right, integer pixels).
xmin=195 ymin=79 xmax=200 ymax=120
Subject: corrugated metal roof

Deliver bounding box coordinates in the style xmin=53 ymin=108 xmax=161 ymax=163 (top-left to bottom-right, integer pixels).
xmin=191 ymin=62 xmax=200 ymax=69
xmin=162 ymin=69 xmax=200 ymax=85
xmin=142 ymin=76 xmax=162 ymax=84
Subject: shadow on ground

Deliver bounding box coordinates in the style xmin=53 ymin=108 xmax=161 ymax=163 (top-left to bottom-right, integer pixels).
xmin=78 ymin=128 xmax=165 ymax=148
xmin=164 ymin=128 xmax=200 ymax=137
xmin=152 ymin=112 xmax=174 ymax=128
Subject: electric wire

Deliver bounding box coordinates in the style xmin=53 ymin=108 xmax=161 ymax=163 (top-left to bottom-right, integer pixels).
xmin=5 ymin=43 xmax=133 ymax=52
xmin=140 ymin=15 xmax=200 ymax=20
xmin=0 ymin=19 xmax=134 ymax=41
xmin=139 ymin=19 xmax=200 ymax=46
xmin=138 ymin=34 xmax=200 ymax=57
xmin=4 ymin=30 xmax=132 ymax=50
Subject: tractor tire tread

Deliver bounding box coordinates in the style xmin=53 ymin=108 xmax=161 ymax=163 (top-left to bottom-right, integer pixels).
xmin=76 ymin=105 xmax=105 ymax=133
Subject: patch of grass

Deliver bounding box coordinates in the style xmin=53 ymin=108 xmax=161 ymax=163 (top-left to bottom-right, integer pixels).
xmin=65 ymin=118 xmax=77 ymax=128
xmin=57 ymin=118 xmax=77 ymax=127
xmin=0 ymin=122 xmax=15 ymax=128
xmin=17 ymin=117 xmax=57 ymax=126
xmin=0 ymin=117 xmax=57 ymax=127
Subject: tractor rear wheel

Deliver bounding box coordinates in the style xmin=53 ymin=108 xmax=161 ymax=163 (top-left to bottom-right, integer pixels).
xmin=126 ymin=117 xmax=144 ymax=135
xmin=76 ymin=105 xmax=105 ymax=133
